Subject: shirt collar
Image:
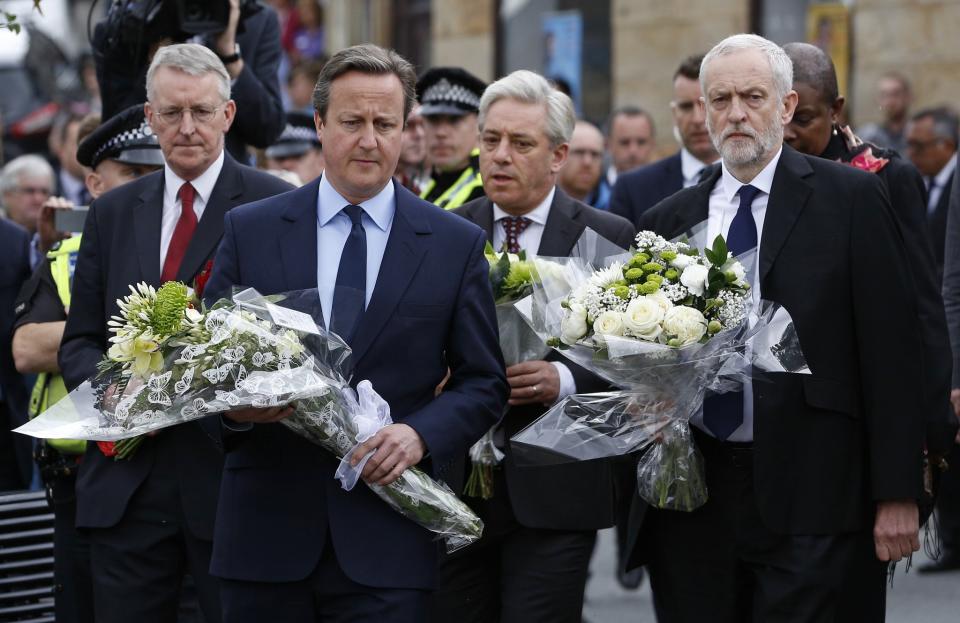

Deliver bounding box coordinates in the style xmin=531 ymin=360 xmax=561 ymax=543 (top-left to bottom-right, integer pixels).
xmin=719 ymin=146 xmax=782 ymax=203
xmin=164 ymin=149 xmax=225 ymax=205
xmin=317 ymin=174 xmax=395 ymax=232
xmin=680 ymin=148 xmax=710 ymax=183
xmin=493 ymin=186 xmax=556 ymax=225
xmin=934 ymin=153 xmax=958 ymax=188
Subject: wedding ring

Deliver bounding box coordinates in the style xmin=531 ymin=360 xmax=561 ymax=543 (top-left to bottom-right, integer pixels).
xmin=532 ymin=385 xmax=539 ymax=395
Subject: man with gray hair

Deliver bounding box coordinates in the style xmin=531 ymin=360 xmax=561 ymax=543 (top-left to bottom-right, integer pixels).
xmin=59 ymin=43 xmax=292 ymax=623
xmin=0 ymin=154 xmax=55 ymax=267
xmin=624 ymin=34 xmax=929 ymax=621
xmin=435 ymin=69 xmax=633 ymax=623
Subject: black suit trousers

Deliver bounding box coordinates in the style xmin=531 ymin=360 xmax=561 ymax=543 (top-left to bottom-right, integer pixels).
xmin=643 ymin=430 xmax=863 ymax=623
xmin=432 ymin=469 xmax=596 ymax=623
xmin=220 ymin=536 xmax=429 ymax=623
xmin=86 ymin=438 xmax=221 ymax=623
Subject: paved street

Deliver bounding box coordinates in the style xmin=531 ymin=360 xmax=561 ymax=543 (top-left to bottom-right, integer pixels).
xmin=584 ymin=528 xmax=960 ymax=622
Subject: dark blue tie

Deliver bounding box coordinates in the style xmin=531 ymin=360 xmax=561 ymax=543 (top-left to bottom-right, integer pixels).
xmin=702 ymin=184 xmax=760 ymax=440
xmin=330 ymin=205 xmax=366 ymax=344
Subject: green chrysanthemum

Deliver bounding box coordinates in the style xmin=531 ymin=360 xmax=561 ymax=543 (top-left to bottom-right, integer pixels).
xmin=504 ymin=261 xmax=536 ymax=290
xmin=150 ymin=282 xmax=190 ymax=336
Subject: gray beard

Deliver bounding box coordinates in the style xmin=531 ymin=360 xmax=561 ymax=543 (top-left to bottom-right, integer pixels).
xmin=709 ymin=120 xmax=782 ymax=169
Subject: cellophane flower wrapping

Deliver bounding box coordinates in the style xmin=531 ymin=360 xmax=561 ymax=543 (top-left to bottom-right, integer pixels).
xmin=17 ymin=285 xmax=483 ymax=551
xmin=510 ymin=227 xmax=810 ymax=511
xmin=463 ymin=245 xmax=561 ymax=499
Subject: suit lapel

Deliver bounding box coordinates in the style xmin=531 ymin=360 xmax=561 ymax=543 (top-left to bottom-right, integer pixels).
xmin=666 ymin=153 xmax=684 ymax=195
xmin=176 ymin=155 xmax=245 ymax=283
xmin=279 ymin=179 xmax=321 ymax=292
xmin=758 ymin=146 xmax=813 ymax=283
xmin=538 ymin=190 xmax=587 ymax=256
xmin=133 ymin=173 xmax=164 ymax=285
xmin=349 ymin=183 xmax=430 ymax=367
xmin=669 ymin=166 xmax=717 ymax=238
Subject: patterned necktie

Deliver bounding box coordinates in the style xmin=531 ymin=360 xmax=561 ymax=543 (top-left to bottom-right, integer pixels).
xmin=927 ymin=177 xmax=939 ymax=215
xmin=161 ymin=182 xmax=197 ymax=283
xmin=501 ymin=216 xmax=532 ymax=253
xmin=330 ymin=205 xmax=367 ymax=344
xmin=702 ymin=184 xmax=761 ymax=440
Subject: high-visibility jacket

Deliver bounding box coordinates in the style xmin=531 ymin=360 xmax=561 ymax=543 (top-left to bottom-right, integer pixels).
xmin=28 ymin=236 xmax=86 ymax=455
xmin=420 ymin=149 xmax=484 ymax=210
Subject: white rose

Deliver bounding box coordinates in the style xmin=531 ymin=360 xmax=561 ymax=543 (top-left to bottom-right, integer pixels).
xmin=663 ymin=306 xmax=707 ymax=346
xmin=560 ymin=303 xmax=589 ymax=345
xmin=646 ymin=290 xmax=673 ymax=314
xmin=671 ymin=254 xmax=694 ymax=270
xmin=623 ymin=296 xmax=665 ymax=341
xmin=593 ymin=310 xmax=625 ymax=337
xmin=679 ymin=264 xmax=709 ymax=297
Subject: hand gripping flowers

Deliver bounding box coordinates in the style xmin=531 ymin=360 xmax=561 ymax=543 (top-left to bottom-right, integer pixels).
xmin=463 ymin=244 xmax=563 ymax=499
xmin=18 ymin=283 xmax=483 ymax=551
xmin=512 ymin=228 xmax=809 ymax=511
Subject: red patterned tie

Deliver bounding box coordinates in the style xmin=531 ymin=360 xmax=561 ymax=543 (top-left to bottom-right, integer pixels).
xmin=501 ymin=216 xmax=532 ymax=253
xmin=161 ymin=182 xmax=197 ymax=283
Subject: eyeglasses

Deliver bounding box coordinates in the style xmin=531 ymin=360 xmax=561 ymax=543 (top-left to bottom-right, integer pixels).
xmin=905 ymin=138 xmax=943 ymax=153
xmin=569 ymin=148 xmax=603 ymax=160
xmin=152 ymin=104 xmax=224 ymax=126
xmin=13 ymin=186 xmax=51 ymax=197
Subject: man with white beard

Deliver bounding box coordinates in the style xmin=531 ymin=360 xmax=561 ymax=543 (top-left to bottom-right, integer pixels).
xmin=623 ymin=34 xmax=931 ymax=623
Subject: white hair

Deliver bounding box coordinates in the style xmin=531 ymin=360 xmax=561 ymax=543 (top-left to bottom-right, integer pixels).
xmin=478 ymin=69 xmax=575 ymax=146
xmin=0 ymin=155 xmax=55 ymax=195
xmin=700 ymin=34 xmax=794 ymax=100
xmin=146 ymin=43 xmax=231 ymax=103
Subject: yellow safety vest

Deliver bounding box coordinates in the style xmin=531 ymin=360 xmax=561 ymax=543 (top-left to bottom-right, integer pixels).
xmin=28 ymin=236 xmax=86 ymax=455
xmin=420 ymin=149 xmax=484 ymax=210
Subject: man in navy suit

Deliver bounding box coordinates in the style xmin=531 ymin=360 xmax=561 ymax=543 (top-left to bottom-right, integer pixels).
xmin=202 ymin=44 xmax=508 ymax=622
xmin=59 ymin=44 xmax=293 ymax=623
xmin=610 ymin=54 xmax=719 ymax=228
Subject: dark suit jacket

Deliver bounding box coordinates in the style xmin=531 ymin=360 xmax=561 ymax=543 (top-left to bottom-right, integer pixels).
xmin=59 ymin=153 xmax=293 ymax=537
xmin=202 ymin=179 xmax=508 ymax=589
xmin=927 ymin=176 xmax=951 ymax=279
xmin=453 ymin=189 xmax=635 ymax=531
xmin=943 ymin=165 xmax=960 ymax=387
xmin=609 ymin=152 xmax=684 ymax=229
xmin=625 ymin=145 xmax=929 ymax=567
xmin=0 ymin=219 xmax=33 ymax=487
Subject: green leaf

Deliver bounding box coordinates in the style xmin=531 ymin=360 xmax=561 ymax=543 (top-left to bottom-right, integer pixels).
xmin=483 ymin=240 xmax=495 ymax=256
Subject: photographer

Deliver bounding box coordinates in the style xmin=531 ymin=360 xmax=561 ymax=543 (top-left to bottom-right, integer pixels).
xmin=93 ymin=0 xmax=285 ymax=163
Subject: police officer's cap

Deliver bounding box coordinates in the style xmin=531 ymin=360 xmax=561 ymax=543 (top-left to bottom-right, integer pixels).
xmin=265 ymin=112 xmax=322 ymax=159
xmin=76 ymin=104 xmax=164 ymax=169
xmin=416 ymin=67 xmax=487 ymax=117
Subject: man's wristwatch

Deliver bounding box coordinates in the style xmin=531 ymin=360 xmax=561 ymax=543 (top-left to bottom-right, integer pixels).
xmin=217 ymin=43 xmax=241 ymax=65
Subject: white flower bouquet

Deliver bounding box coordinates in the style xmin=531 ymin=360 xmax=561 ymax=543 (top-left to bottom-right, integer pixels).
xmin=17 ymin=283 xmax=484 ymax=551
xmin=511 ymin=228 xmax=809 ymax=511
xmin=464 ymin=243 xmax=564 ymax=499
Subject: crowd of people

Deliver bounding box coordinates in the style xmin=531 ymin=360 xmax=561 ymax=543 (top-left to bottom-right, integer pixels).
xmin=1 ymin=3 xmax=959 ymax=623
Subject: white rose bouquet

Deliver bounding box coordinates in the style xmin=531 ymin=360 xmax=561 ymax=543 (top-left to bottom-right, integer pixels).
xmin=17 ymin=283 xmax=484 ymax=551
xmin=464 ymin=244 xmax=564 ymax=499
xmin=511 ymin=228 xmax=809 ymax=511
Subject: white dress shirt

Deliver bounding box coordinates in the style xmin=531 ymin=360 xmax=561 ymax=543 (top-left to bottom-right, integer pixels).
xmin=680 ymin=148 xmax=709 ymax=188
xmin=927 ymin=153 xmax=957 ymax=215
xmin=692 ymin=147 xmax=782 ymax=443
xmin=159 ymin=150 xmax=224 ymax=269
xmin=315 ymin=175 xmax=395 ymax=329
xmin=492 ymin=186 xmax=577 ymax=403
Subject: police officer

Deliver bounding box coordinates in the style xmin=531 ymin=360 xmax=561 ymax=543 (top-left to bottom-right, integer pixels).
xmin=264 ymin=111 xmax=324 ymax=186
xmin=417 ymin=67 xmax=487 ymax=209
xmin=11 ymin=103 xmax=162 ymax=623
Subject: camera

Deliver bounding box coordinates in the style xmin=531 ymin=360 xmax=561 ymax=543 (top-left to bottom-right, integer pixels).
xmin=94 ymin=0 xmax=262 ymax=68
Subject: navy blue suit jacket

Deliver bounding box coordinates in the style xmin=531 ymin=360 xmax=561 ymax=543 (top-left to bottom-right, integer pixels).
xmin=0 ymin=219 xmax=33 ymax=487
xmin=609 ymin=152 xmax=684 ymax=229
xmin=59 ymin=154 xmax=293 ymax=537
xmin=203 ymin=178 xmax=508 ymax=589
